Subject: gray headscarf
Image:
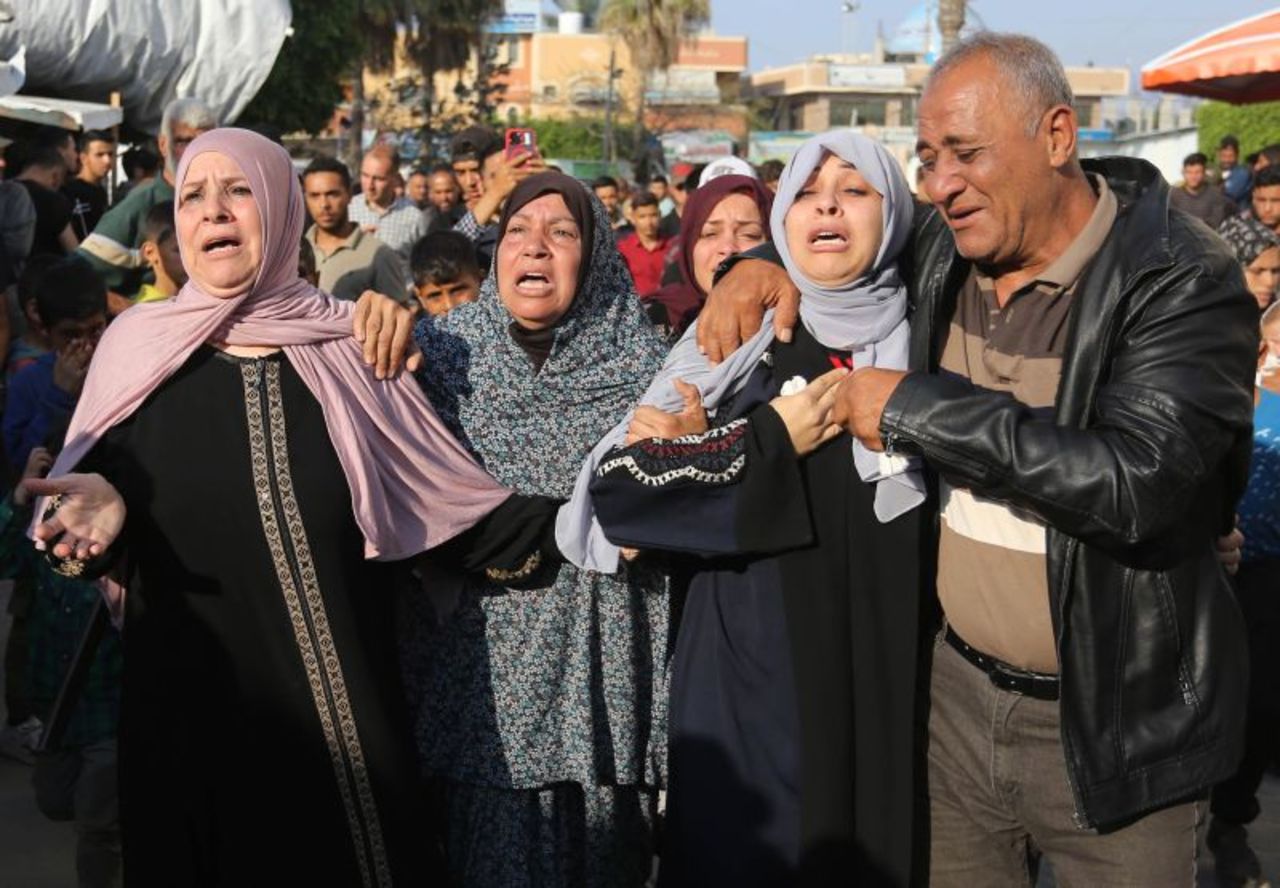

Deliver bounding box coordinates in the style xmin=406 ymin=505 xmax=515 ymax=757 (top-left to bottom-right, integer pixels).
xmin=558 ymin=130 xmax=925 ymax=572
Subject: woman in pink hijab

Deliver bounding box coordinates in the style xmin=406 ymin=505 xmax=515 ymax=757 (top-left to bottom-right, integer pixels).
xmin=26 ymin=129 xmax=558 ymax=885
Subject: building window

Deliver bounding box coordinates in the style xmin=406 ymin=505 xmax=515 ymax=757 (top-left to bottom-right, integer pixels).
xmin=830 ymin=98 xmax=888 ymax=127
xmin=899 ymin=97 xmax=917 ymax=126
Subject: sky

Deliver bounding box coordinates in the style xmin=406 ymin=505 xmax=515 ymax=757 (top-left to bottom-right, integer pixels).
xmin=709 ymin=0 xmax=1266 ymax=85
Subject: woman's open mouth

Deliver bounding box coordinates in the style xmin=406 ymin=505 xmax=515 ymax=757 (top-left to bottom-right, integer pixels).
xmin=807 ymin=229 xmax=849 ymax=252
xmin=515 ymin=272 xmax=553 ymax=295
xmin=202 ymin=237 xmax=243 ymax=256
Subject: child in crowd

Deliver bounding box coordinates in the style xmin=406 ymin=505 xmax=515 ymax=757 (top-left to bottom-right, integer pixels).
xmin=135 ymin=201 xmax=186 ymax=303
xmin=4 ymin=256 xmax=108 ymax=472
xmin=409 ymin=230 xmax=481 ymax=317
xmin=0 ymin=255 xmax=122 ymax=887
xmin=6 ymin=255 xmax=60 ymax=381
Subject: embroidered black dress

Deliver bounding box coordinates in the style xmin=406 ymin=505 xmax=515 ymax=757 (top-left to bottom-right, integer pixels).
xmin=591 ymin=325 xmax=928 ymax=887
xmin=87 ymin=347 xmax=552 ymax=887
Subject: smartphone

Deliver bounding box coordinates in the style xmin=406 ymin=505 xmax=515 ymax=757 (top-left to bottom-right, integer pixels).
xmin=505 ymin=127 xmax=537 ymax=159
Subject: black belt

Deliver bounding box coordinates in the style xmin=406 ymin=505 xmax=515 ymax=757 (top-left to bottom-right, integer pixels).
xmin=944 ymin=626 xmax=1060 ymax=701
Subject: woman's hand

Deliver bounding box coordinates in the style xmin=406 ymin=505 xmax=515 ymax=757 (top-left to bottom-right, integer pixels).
xmin=353 ymin=290 xmax=425 ymax=379
xmin=21 ymin=473 xmax=126 ymax=560
xmin=625 ymin=379 xmax=708 ymax=445
xmin=768 ymin=367 xmax=848 ymax=456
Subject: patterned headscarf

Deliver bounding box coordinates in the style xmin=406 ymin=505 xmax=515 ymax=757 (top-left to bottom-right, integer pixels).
xmin=1221 ymin=213 xmax=1280 ymax=267
xmin=409 ymin=174 xmax=670 ymax=794
xmin=415 ymin=172 xmax=666 ymax=497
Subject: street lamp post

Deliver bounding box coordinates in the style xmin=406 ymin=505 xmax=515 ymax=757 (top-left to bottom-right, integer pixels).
xmin=841 ymin=2 xmax=861 ymax=56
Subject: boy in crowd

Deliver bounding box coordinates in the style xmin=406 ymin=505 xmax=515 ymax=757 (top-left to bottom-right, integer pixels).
xmin=4 ymin=256 xmax=108 ymax=471
xmin=617 ymin=192 xmax=671 ymax=296
xmin=592 ymin=176 xmax=627 ymax=233
xmin=6 ymin=255 xmax=59 ymax=380
xmin=135 ymin=202 xmax=186 ymax=303
xmin=649 ymin=175 xmax=675 ymax=217
xmin=409 ymin=231 xmax=481 ymax=317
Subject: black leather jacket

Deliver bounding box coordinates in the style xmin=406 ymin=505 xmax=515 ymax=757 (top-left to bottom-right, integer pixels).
xmin=883 ymin=157 xmax=1258 ymax=828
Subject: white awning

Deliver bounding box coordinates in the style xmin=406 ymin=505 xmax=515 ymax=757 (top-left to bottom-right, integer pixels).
xmin=0 ymin=94 xmax=123 ymax=130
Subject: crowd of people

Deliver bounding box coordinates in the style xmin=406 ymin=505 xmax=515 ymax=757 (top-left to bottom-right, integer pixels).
xmin=0 ymin=28 xmax=1275 ymax=888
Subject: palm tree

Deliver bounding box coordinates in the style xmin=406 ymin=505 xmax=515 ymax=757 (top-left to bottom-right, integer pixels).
xmin=599 ymin=0 xmax=710 ymax=144
xmin=350 ymin=0 xmax=504 ymax=160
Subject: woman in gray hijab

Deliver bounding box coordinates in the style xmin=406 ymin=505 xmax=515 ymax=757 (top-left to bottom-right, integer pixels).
xmin=580 ymin=132 xmax=927 ymax=887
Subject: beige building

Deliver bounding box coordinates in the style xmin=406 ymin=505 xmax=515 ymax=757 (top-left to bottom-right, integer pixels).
xmin=361 ymin=25 xmax=751 ymax=139
xmin=747 ymin=55 xmax=1130 ymax=134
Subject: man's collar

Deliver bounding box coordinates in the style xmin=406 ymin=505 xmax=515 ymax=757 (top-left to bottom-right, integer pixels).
xmin=307 ymin=221 xmax=362 ymax=251
xmin=362 ymin=193 xmax=406 ymax=216
xmin=1031 ymin=174 xmax=1118 ymax=292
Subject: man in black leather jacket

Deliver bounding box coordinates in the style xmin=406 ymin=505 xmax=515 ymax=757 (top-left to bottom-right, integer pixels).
xmin=698 ymin=32 xmax=1257 ymax=887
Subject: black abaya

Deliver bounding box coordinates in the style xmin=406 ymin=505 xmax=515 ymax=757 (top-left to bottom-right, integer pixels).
xmin=592 ymin=324 xmax=926 ymax=886
xmin=89 ymin=346 xmax=552 ymax=887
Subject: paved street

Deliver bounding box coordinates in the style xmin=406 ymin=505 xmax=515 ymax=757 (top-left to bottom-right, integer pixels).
xmin=2 ymin=579 xmax=1279 ymax=885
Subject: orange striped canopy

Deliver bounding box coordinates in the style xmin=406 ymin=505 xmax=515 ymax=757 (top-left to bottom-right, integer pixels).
xmin=1141 ymin=8 xmax=1280 ymax=103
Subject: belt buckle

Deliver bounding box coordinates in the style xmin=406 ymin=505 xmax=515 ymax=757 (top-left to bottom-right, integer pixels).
xmin=989 ymin=666 xmax=1057 ymax=701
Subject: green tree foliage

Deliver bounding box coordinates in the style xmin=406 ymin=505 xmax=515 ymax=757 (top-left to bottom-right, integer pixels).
xmin=1197 ymin=100 xmax=1280 ymax=158
xmin=239 ymin=0 xmax=362 ymax=134
xmin=241 ymin=0 xmax=504 ymax=137
xmin=519 ymin=116 xmax=637 ymax=160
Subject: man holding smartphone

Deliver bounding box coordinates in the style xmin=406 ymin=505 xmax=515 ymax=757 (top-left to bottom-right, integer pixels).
xmin=449 ymin=126 xmax=545 ymax=271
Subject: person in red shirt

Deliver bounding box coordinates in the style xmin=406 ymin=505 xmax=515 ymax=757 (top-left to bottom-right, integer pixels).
xmin=616 ymin=192 xmax=671 ymax=296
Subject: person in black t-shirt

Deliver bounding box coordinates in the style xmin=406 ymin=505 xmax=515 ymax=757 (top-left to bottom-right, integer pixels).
xmin=63 ymin=130 xmax=115 ymax=241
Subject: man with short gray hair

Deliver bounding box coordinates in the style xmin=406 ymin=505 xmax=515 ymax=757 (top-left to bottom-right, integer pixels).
xmin=699 ymin=31 xmax=1256 ymax=885
xmin=79 ymin=96 xmax=217 ymax=305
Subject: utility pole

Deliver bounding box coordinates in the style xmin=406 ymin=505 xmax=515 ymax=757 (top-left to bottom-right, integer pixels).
xmin=841 ymin=2 xmax=861 ymax=56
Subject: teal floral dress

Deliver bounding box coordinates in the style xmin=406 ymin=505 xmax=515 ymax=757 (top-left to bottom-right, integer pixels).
xmin=405 ymin=175 xmax=670 ymax=887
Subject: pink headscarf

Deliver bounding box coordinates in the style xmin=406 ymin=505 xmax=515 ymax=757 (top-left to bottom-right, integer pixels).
xmin=43 ymin=128 xmax=511 ymax=559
